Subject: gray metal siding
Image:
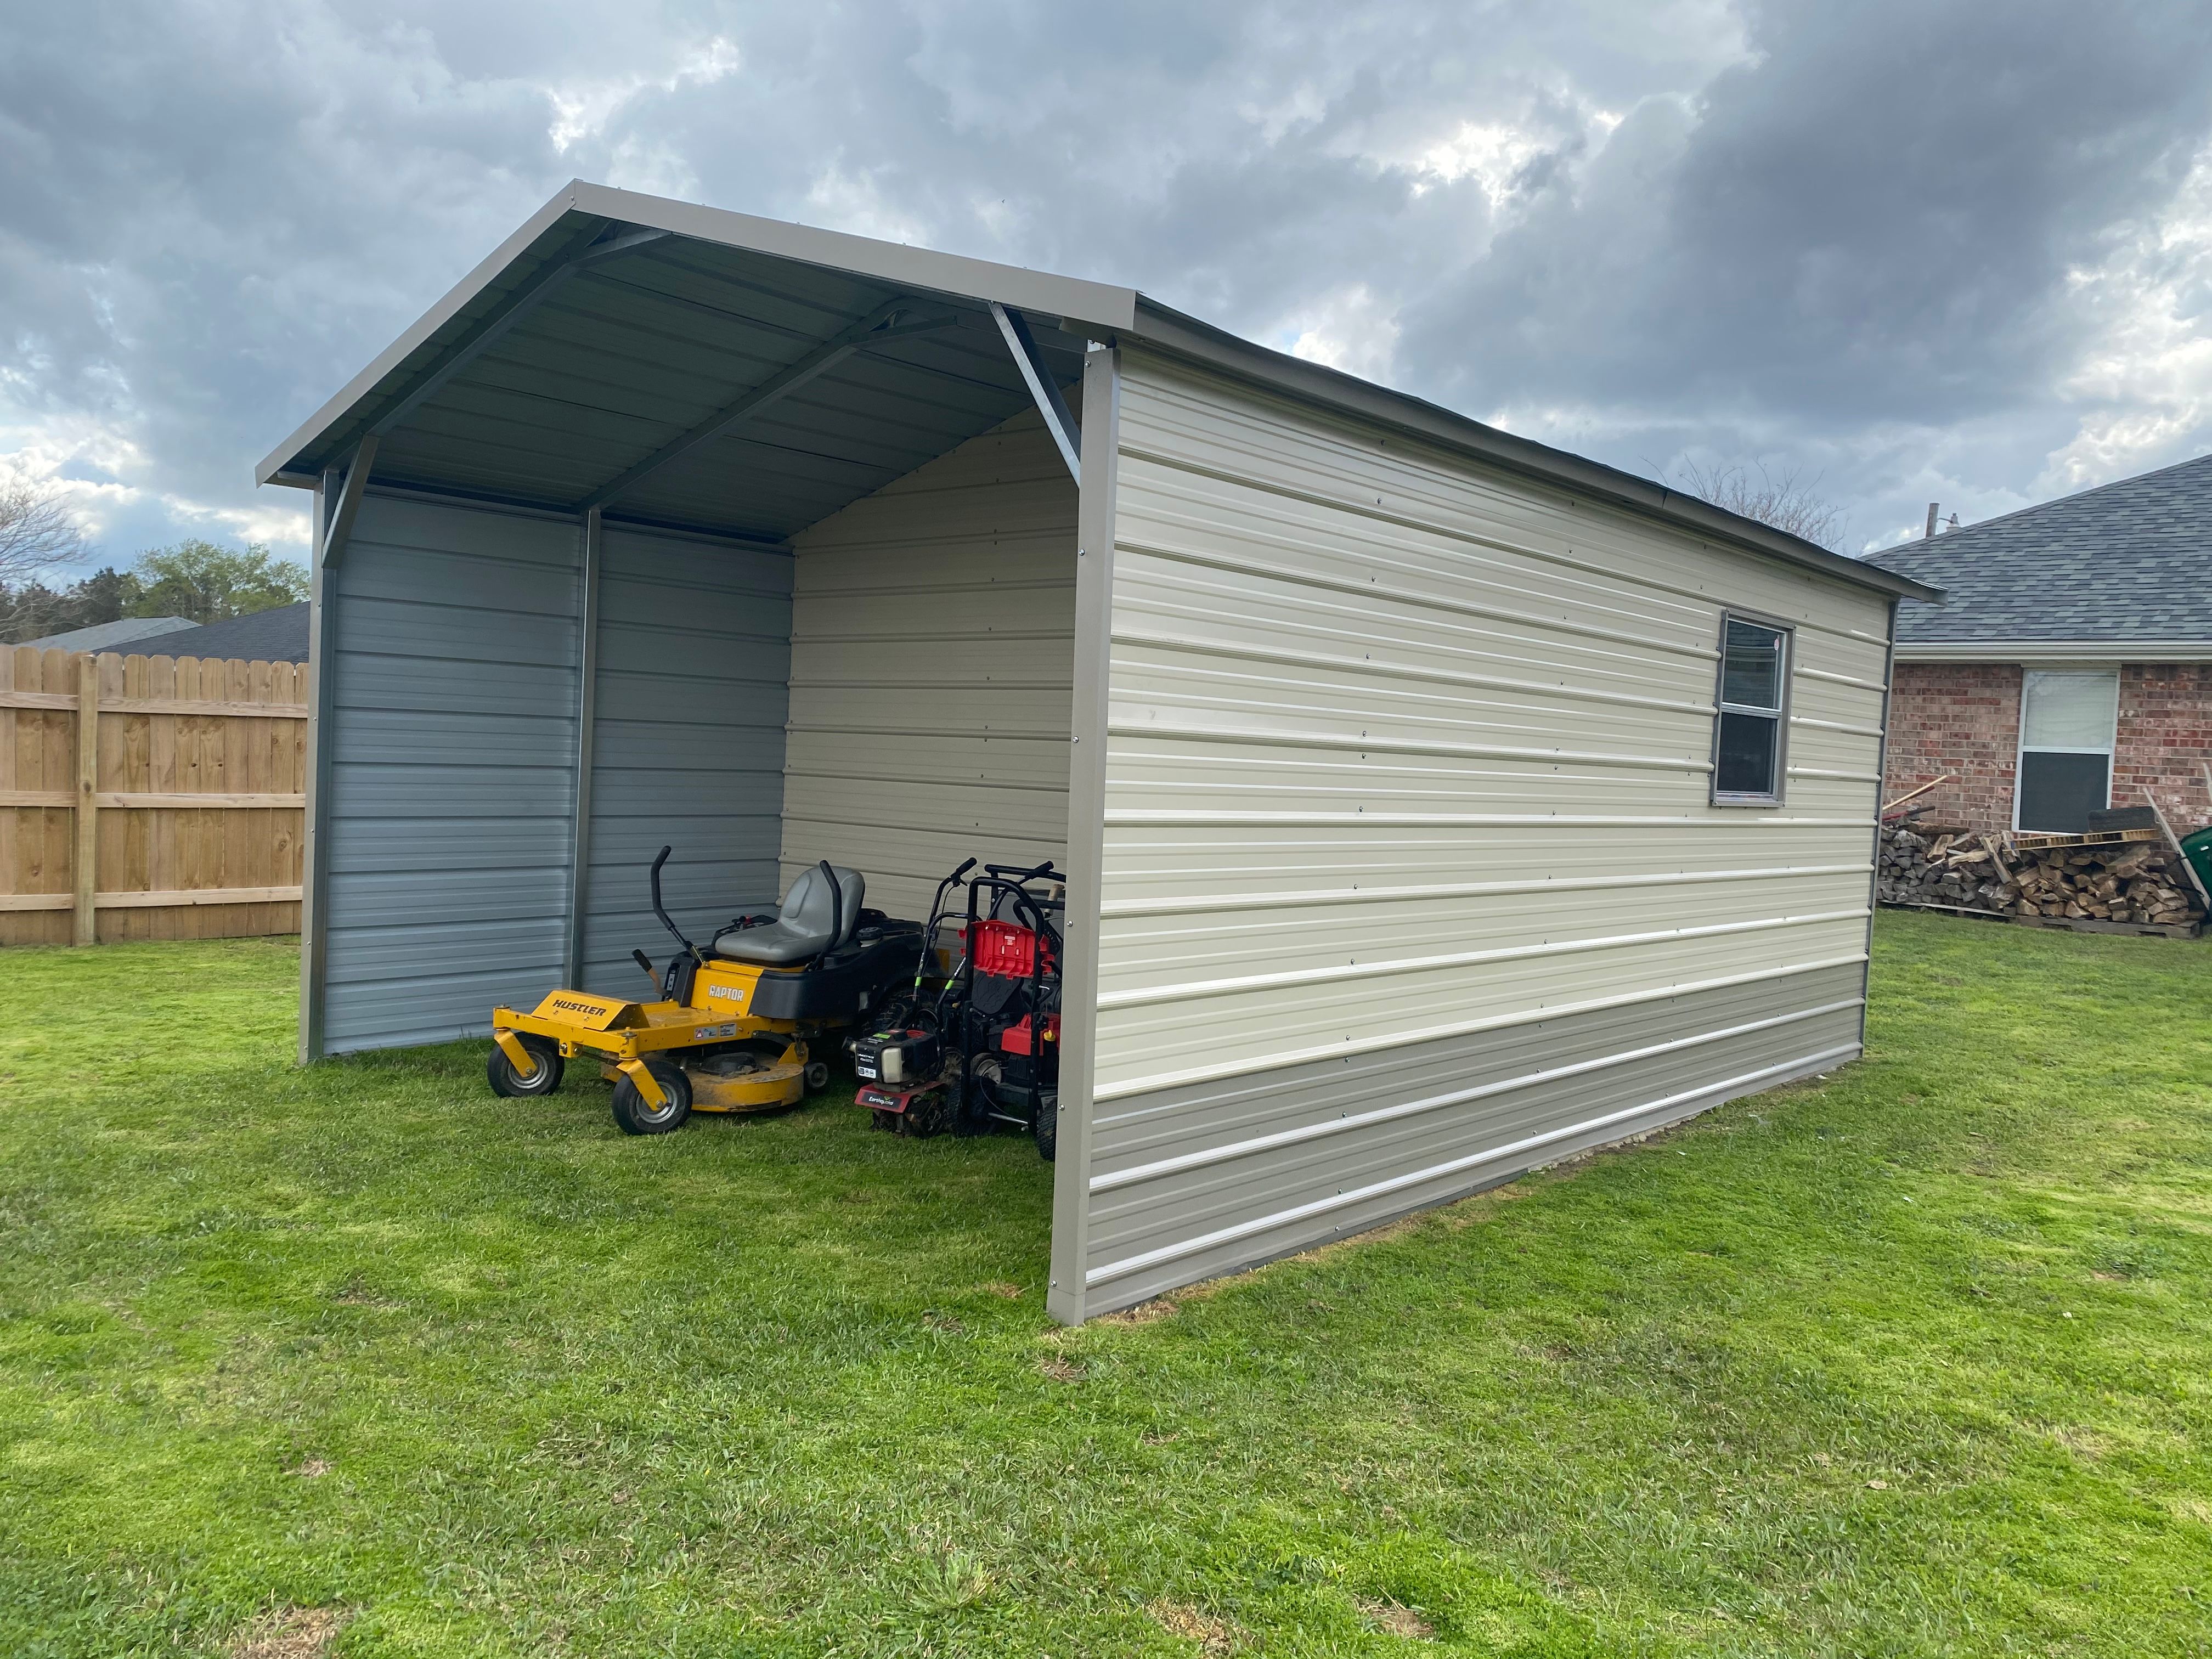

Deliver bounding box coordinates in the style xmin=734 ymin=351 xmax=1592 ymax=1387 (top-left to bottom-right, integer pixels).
xmin=1069 ymin=349 xmax=1894 ymax=1316
xmin=781 ymin=409 xmax=1076 ymax=919
xmin=575 ymin=525 xmax=792 ymax=992
xmin=1084 ymin=963 xmax=1865 ymax=1311
xmin=320 ymin=493 xmax=582 ymax=1053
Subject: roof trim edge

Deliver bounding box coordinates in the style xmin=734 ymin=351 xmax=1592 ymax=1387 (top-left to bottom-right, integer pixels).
xmin=1894 ymin=640 xmax=2212 ymax=664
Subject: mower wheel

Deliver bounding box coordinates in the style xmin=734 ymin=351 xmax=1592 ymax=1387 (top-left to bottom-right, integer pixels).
xmin=488 ymin=1035 xmax=565 ymax=1097
xmin=803 ymin=1059 xmax=831 ymax=1094
xmin=1031 ymin=1091 xmax=1058 ymax=1163
xmin=611 ymin=1059 xmax=692 ymax=1135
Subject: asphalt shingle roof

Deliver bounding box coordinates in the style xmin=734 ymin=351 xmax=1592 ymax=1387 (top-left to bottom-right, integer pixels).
xmin=21 ymin=616 xmax=194 ymax=652
xmin=144 ymin=602 xmax=309 ymax=664
xmin=1867 ymin=450 xmax=2212 ymax=644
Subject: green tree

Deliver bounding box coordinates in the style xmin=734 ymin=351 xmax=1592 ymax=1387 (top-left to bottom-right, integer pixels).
xmin=127 ymin=540 xmax=307 ymax=624
xmin=0 ymin=568 xmax=146 ymax=645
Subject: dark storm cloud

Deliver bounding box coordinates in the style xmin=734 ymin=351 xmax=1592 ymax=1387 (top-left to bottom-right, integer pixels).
xmin=1 ymin=0 xmax=2207 ymax=561
xmin=1401 ymin=1 xmax=2212 ymax=418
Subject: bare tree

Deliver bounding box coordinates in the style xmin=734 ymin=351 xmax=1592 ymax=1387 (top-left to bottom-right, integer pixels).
xmin=0 ymin=480 xmax=88 ymax=584
xmin=1669 ymin=459 xmax=1848 ymax=552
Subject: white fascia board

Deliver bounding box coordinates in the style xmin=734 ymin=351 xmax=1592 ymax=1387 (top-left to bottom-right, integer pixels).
xmin=254 ymin=179 xmax=1138 ymax=490
xmin=1894 ymin=640 xmax=2212 ymax=664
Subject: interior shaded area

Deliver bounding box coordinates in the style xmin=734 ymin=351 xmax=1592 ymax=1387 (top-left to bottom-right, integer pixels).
xmin=291 ymin=205 xmax=1087 ymax=1054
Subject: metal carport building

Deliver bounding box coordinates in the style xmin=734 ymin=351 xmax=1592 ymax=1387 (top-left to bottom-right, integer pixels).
xmin=258 ymin=179 xmax=1938 ymax=1323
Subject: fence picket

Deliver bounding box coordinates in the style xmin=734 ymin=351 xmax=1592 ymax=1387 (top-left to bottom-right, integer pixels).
xmin=1 ymin=647 xmax=308 ymax=946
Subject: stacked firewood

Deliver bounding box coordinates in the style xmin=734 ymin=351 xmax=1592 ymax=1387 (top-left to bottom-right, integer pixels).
xmin=1878 ymin=826 xmax=2205 ymax=927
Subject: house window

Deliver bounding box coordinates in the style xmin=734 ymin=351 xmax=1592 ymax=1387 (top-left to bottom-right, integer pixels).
xmin=2016 ymin=668 xmax=2118 ymax=832
xmin=1712 ymin=616 xmax=1790 ymax=805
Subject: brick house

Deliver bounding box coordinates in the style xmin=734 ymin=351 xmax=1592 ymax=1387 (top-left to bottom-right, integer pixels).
xmin=1868 ymin=452 xmax=2212 ymax=836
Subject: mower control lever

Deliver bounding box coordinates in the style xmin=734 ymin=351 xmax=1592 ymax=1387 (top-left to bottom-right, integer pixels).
xmin=630 ymin=949 xmax=665 ymax=996
xmin=648 ymin=844 xmax=699 ymax=957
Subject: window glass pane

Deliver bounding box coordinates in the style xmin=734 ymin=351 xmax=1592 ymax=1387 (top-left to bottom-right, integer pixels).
xmin=1721 ymin=620 xmax=1784 ymax=711
xmin=1716 ymin=710 xmax=1779 ymax=797
xmin=2018 ymin=751 xmax=2109 ymax=832
xmin=2022 ymin=670 xmax=2117 ymax=750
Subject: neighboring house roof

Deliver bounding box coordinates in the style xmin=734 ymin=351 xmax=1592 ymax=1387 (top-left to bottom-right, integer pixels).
xmin=19 ymin=615 xmax=195 ymax=652
xmin=1869 ymin=451 xmax=2212 ymax=658
xmin=144 ymin=602 xmax=310 ymax=664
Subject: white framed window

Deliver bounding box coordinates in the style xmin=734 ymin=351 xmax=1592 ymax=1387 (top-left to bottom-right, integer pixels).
xmin=1712 ymin=615 xmax=1791 ymax=805
xmin=2015 ymin=668 xmax=2118 ymax=833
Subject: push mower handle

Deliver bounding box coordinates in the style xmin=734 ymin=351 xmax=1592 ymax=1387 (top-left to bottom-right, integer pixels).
xmin=984 ymin=860 xmax=1060 ymax=884
xmin=926 ymin=859 xmax=978 ymax=924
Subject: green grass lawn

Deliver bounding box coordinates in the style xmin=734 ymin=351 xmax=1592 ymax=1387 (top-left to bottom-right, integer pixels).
xmin=3 ymin=913 xmax=2211 ymax=1656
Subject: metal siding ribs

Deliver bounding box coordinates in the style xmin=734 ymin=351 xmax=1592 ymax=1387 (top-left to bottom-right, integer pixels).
xmin=575 ymin=524 xmax=793 ymax=995
xmin=319 ymin=494 xmax=583 ymax=1053
xmin=1085 ymin=964 xmax=1868 ymax=1313
xmin=1080 ymin=351 xmax=1894 ymax=1311
xmin=779 ymin=410 xmax=1079 ymax=920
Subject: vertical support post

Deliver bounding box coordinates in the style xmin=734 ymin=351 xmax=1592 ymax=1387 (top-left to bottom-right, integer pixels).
xmin=72 ymin=653 xmax=100 ymax=945
xmin=1048 ymin=341 xmax=1122 ymax=1328
xmin=299 ymin=467 xmax=340 ymax=1062
xmin=565 ymin=507 xmax=603 ymax=988
xmin=298 ymin=438 xmax=377 ymax=1062
xmin=1860 ymin=596 xmax=1899 ymax=1056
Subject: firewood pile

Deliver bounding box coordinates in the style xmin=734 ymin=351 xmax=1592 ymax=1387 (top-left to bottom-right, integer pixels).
xmin=1878 ymin=827 xmax=2205 ymax=928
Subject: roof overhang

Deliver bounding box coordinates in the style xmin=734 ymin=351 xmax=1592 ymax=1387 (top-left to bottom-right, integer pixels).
xmin=1894 ymin=640 xmax=2212 ymax=664
xmin=254 ymin=178 xmax=1942 ymax=607
xmin=257 ymin=179 xmax=1134 ymax=493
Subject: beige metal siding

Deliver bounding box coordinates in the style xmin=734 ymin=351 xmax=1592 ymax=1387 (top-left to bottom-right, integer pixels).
xmin=1076 ymin=348 xmax=1891 ymax=1312
xmin=781 ymin=410 xmax=1077 ymax=918
xmin=1087 ymin=963 xmax=1867 ymax=1310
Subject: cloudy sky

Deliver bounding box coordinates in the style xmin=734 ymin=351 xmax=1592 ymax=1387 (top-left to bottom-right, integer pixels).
xmin=4 ymin=0 xmax=2210 ymax=572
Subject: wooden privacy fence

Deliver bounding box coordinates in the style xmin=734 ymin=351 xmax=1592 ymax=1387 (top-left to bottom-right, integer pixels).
xmin=1 ymin=646 xmax=307 ymax=946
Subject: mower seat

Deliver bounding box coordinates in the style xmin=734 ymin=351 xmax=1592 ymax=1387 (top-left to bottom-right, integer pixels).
xmin=712 ymin=863 xmax=865 ymax=967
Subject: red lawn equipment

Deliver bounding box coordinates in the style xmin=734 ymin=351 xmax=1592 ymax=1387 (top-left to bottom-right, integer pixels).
xmin=853 ymin=857 xmax=1063 ymax=1159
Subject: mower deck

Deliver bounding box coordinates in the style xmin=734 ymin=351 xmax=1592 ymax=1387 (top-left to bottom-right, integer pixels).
xmin=595 ymin=1054 xmax=808 ymax=1113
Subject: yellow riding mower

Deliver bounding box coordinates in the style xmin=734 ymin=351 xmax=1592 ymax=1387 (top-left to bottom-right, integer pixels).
xmin=488 ymin=847 xmax=921 ymax=1134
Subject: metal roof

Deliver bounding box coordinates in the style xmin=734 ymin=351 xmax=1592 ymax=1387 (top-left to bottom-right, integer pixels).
xmin=1870 ymin=450 xmax=2212 ymax=648
xmin=258 ymin=179 xmax=1935 ymax=601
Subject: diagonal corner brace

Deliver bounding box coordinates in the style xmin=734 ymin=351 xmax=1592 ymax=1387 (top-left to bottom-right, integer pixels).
xmin=991 ymin=302 xmax=1080 ymax=482
xmin=320 ymin=435 xmax=378 ymax=572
